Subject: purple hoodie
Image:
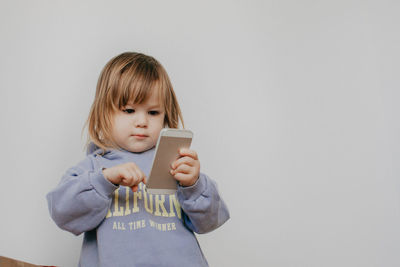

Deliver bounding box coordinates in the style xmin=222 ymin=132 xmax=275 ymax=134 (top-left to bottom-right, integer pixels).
xmin=46 ymin=144 xmax=230 ymax=267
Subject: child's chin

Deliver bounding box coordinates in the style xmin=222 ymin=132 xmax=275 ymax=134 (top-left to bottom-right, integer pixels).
xmin=127 ymin=143 xmax=154 ymax=153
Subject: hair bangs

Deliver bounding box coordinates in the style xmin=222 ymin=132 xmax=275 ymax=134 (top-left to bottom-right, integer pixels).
xmin=115 ymin=60 xmax=164 ymax=109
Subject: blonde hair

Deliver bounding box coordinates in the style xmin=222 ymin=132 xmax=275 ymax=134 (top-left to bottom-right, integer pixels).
xmin=84 ymin=52 xmax=184 ymax=151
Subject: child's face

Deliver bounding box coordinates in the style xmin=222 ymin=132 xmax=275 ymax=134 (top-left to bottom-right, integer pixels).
xmin=111 ymin=91 xmax=165 ymax=153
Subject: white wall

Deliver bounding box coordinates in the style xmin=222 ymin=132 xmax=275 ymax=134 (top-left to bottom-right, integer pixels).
xmin=1 ymin=0 xmax=399 ymax=266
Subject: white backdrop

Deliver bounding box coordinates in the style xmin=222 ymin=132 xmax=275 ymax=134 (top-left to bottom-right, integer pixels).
xmin=1 ymin=0 xmax=399 ymax=266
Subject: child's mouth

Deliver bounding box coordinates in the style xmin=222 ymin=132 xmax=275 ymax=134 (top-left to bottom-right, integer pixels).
xmin=133 ymin=134 xmax=147 ymax=139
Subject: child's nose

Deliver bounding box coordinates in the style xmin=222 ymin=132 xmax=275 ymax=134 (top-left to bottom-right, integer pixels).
xmin=135 ymin=112 xmax=148 ymax=127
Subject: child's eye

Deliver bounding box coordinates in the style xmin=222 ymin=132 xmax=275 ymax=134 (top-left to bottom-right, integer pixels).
xmin=148 ymin=110 xmax=160 ymax=115
xmin=123 ymin=109 xmax=135 ymax=114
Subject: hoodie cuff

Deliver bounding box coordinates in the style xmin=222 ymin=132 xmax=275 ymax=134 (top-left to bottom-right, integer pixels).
xmin=177 ymin=173 xmax=207 ymax=201
xmin=89 ymin=169 xmax=119 ymax=198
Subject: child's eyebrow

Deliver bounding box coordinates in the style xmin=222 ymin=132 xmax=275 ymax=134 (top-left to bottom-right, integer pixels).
xmin=123 ymin=102 xmax=162 ymax=109
xmin=147 ymin=104 xmax=162 ymax=109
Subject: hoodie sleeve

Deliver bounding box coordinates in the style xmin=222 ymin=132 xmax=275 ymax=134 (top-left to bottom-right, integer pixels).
xmin=46 ymin=155 xmax=118 ymax=236
xmin=176 ymin=173 xmax=230 ymax=234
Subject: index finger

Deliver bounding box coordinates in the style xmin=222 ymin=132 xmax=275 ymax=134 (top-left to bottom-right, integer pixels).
xmin=127 ymin=162 xmax=146 ymax=182
xmin=178 ymin=148 xmax=198 ymax=160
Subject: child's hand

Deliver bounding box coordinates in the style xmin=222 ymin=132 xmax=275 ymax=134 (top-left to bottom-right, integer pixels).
xmin=102 ymin=162 xmax=146 ymax=192
xmin=170 ymin=148 xmax=200 ymax=187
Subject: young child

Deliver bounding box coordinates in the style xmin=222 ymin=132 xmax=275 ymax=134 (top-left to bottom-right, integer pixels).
xmin=46 ymin=52 xmax=230 ymax=267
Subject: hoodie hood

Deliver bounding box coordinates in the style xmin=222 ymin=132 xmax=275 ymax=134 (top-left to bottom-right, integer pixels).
xmin=86 ymin=142 xmax=156 ymax=162
xmin=86 ymin=142 xmax=104 ymax=155
xmin=86 ymin=142 xmax=156 ymax=177
xmin=86 ymin=142 xmax=123 ymax=161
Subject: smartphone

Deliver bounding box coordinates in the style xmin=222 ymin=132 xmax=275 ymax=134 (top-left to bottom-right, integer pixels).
xmin=146 ymin=128 xmax=193 ymax=194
